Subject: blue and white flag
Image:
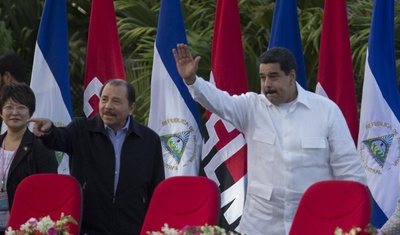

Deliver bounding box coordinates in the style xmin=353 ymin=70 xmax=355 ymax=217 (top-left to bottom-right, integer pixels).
xmin=357 ymin=0 xmax=400 ymax=228
xmin=268 ymin=0 xmax=307 ymax=89
xmin=148 ymin=0 xmax=202 ymax=178
xmin=30 ymin=0 xmax=73 ymax=175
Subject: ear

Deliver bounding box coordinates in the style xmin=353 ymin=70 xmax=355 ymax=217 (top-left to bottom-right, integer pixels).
xmin=2 ymin=71 xmax=14 ymax=84
xmin=129 ymin=102 xmax=136 ymax=115
xmin=289 ymin=69 xmax=296 ymax=85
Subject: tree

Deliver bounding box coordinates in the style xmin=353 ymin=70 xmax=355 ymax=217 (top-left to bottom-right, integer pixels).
xmin=1 ymin=0 xmax=400 ymax=123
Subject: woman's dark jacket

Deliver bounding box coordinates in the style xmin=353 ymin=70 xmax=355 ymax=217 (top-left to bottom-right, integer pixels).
xmin=0 ymin=128 xmax=58 ymax=209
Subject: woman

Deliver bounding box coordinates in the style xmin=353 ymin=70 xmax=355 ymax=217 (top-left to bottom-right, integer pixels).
xmin=0 ymin=83 xmax=58 ymax=233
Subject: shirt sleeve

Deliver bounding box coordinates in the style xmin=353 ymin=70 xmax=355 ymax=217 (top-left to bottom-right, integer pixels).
xmin=187 ymin=76 xmax=249 ymax=132
xmin=327 ymin=103 xmax=367 ymax=185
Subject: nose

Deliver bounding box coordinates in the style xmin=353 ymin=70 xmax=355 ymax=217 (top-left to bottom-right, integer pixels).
xmin=104 ymin=101 xmax=113 ymax=109
xmin=262 ymin=78 xmax=271 ymax=88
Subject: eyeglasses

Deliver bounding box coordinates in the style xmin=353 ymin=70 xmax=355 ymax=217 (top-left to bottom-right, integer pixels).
xmin=2 ymin=105 xmax=28 ymax=113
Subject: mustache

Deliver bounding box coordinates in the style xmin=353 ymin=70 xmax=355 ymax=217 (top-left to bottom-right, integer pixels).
xmin=264 ymin=89 xmax=277 ymax=95
xmin=103 ymin=111 xmax=116 ymax=116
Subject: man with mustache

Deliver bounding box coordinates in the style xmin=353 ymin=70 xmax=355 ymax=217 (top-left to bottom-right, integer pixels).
xmin=29 ymin=79 xmax=165 ymax=235
xmin=173 ymin=44 xmax=367 ymax=235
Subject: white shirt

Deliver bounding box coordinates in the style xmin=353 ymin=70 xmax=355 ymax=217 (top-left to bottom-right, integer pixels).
xmin=0 ymin=149 xmax=14 ymax=230
xmin=188 ymin=77 xmax=367 ymax=235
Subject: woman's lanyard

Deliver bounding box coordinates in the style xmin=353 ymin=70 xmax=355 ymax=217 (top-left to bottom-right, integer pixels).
xmin=1 ymin=141 xmax=17 ymax=192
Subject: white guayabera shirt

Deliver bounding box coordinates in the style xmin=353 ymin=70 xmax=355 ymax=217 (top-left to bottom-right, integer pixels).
xmin=188 ymin=77 xmax=367 ymax=235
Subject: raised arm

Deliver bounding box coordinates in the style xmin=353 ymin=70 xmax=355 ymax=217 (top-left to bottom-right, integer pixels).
xmin=172 ymin=43 xmax=201 ymax=85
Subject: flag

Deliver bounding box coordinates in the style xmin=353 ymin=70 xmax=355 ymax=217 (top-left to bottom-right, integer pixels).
xmin=200 ymin=0 xmax=248 ymax=231
xmin=148 ymin=0 xmax=202 ymax=177
xmin=315 ymin=0 xmax=359 ymax=143
xmin=357 ymin=0 xmax=400 ymax=228
xmin=29 ymin=0 xmax=73 ymax=174
xmin=84 ymin=0 xmax=125 ymax=117
xmin=268 ymin=0 xmax=308 ymax=89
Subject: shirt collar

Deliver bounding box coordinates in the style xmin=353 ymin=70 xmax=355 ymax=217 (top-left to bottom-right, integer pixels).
xmin=295 ymin=82 xmax=311 ymax=109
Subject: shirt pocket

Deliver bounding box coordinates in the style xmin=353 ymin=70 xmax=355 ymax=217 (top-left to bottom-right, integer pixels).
xmin=301 ymin=137 xmax=328 ymax=167
xmin=248 ymin=181 xmax=273 ymax=220
xmin=253 ymin=129 xmax=275 ymax=163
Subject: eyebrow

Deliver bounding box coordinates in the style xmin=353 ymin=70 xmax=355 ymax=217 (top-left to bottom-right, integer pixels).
xmin=259 ymin=72 xmax=280 ymax=76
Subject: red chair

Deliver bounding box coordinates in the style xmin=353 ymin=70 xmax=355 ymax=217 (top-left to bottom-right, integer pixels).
xmin=7 ymin=174 xmax=82 ymax=235
xmin=289 ymin=180 xmax=371 ymax=235
xmin=140 ymin=176 xmax=220 ymax=235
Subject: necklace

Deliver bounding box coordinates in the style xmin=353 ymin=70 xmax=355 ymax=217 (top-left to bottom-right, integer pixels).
xmin=1 ymin=140 xmax=17 ymax=192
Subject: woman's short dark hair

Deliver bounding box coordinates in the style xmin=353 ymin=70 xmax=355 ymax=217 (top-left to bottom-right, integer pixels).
xmin=0 ymin=83 xmax=36 ymax=116
xmin=99 ymin=79 xmax=136 ymax=104
xmin=258 ymin=47 xmax=297 ymax=75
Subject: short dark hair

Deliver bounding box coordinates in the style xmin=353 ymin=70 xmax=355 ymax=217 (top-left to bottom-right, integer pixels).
xmin=0 ymin=83 xmax=36 ymax=116
xmin=258 ymin=47 xmax=297 ymax=75
xmin=0 ymin=52 xmax=27 ymax=83
xmin=99 ymin=79 xmax=136 ymax=104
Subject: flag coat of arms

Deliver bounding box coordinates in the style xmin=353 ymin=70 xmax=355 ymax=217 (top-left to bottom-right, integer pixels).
xmin=268 ymin=0 xmax=307 ymax=89
xmin=315 ymin=0 xmax=359 ymax=143
xmin=199 ymin=0 xmax=248 ymax=231
xmin=357 ymin=0 xmax=400 ymax=228
xmin=148 ymin=0 xmax=202 ymax=177
xmin=30 ymin=0 xmax=73 ymax=174
xmin=84 ymin=0 xmax=125 ymax=117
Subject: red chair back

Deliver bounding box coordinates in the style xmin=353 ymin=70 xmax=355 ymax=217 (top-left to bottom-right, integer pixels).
xmin=289 ymin=180 xmax=371 ymax=235
xmin=7 ymin=174 xmax=82 ymax=235
xmin=140 ymin=176 xmax=220 ymax=235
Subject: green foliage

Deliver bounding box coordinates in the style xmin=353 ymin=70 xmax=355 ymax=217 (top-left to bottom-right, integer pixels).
xmin=0 ymin=20 xmax=13 ymax=54
xmin=298 ymin=6 xmax=324 ymax=90
xmin=1 ymin=0 xmax=400 ymax=124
